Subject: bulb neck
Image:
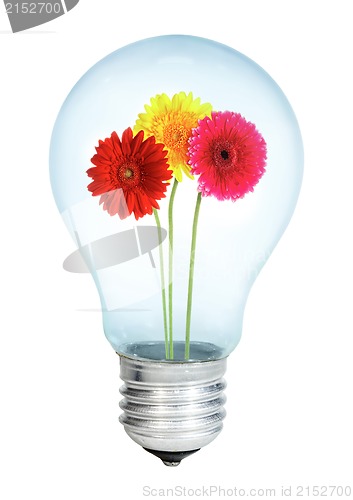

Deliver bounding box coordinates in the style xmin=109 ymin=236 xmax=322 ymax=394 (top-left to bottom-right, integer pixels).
xmin=118 ymin=352 xmax=227 ymax=466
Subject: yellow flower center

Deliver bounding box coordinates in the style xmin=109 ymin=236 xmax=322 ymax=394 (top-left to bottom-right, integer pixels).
xmin=163 ymin=124 xmax=188 ymax=150
xmin=124 ymin=168 xmax=133 ymax=178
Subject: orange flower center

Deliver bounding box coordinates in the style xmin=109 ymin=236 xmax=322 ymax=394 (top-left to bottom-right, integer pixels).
xmin=163 ymin=124 xmax=188 ymax=150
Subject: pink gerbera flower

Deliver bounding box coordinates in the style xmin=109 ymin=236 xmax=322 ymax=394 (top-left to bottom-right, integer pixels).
xmin=188 ymin=111 xmax=267 ymax=201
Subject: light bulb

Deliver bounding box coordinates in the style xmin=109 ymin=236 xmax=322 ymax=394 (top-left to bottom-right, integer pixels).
xmin=49 ymin=35 xmax=303 ymax=466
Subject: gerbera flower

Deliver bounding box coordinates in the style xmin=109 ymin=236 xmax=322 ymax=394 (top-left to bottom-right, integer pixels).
xmin=87 ymin=128 xmax=171 ymax=220
xmin=188 ymin=111 xmax=267 ymax=200
xmin=134 ymin=92 xmax=212 ymax=182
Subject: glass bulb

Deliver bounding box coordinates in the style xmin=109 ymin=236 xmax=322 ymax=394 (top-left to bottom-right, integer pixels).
xmin=50 ymin=35 xmax=303 ymax=465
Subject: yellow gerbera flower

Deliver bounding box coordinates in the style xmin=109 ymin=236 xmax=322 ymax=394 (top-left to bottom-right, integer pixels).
xmin=134 ymin=91 xmax=212 ymax=182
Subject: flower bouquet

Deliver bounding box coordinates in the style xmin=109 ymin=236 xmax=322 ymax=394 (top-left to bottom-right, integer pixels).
xmin=87 ymin=91 xmax=267 ymax=360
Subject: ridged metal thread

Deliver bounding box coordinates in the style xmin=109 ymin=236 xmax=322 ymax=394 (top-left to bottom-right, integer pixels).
xmin=118 ymin=355 xmax=227 ymax=454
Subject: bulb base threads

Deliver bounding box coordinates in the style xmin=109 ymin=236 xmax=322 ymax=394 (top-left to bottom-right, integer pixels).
xmin=118 ymin=353 xmax=227 ymax=466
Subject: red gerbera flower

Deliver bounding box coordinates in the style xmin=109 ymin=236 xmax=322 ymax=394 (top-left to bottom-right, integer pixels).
xmin=188 ymin=111 xmax=267 ymax=201
xmin=87 ymin=128 xmax=172 ymax=220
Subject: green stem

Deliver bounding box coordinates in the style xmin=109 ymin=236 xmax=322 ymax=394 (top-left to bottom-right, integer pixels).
xmin=185 ymin=193 xmax=202 ymax=360
xmin=168 ymin=179 xmax=179 ymax=359
xmin=153 ymin=208 xmax=169 ymax=359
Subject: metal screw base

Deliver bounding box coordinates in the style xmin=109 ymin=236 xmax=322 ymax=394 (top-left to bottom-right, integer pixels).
xmin=118 ymin=353 xmax=227 ymax=465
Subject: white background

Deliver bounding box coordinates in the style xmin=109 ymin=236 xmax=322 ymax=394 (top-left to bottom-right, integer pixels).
xmin=1 ymin=1 xmax=352 ymax=498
